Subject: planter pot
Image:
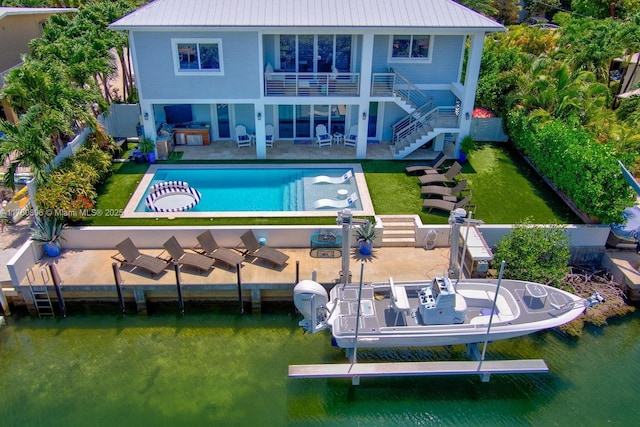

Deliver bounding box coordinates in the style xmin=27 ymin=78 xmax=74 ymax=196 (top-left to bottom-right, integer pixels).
xmin=147 ymin=152 xmax=156 ymax=163
xmin=359 ymin=240 xmax=373 ymax=256
xmin=459 ymin=152 xmax=467 ymax=163
xmin=43 ymin=242 xmax=61 ymax=257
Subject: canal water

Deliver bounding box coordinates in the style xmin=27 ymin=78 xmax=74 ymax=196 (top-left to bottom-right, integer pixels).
xmin=0 ymin=306 xmax=639 ymax=426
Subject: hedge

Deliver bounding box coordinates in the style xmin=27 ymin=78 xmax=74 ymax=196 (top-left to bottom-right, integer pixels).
xmin=506 ymin=111 xmax=635 ymax=224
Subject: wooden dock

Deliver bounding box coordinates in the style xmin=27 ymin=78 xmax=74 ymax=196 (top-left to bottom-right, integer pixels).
xmin=289 ymin=359 xmax=549 ymax=384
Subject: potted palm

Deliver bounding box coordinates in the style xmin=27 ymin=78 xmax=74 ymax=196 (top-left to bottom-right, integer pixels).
xmin=30 ymin=216 xmax=66 ymax=257
xmin=354 ymin=220 xmax=378 ymax=256
xmin=459 ymin=135 xmax=476 ymax=163
xmin=137 ymin=137 xmax=156 ymax=163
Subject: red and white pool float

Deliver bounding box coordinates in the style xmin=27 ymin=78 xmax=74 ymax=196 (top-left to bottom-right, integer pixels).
xmin=144 ymin=181 xmax=201 ymax=212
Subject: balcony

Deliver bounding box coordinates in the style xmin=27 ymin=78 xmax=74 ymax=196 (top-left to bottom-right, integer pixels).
xmin=264 ymin=72 xmax=360 ymax=97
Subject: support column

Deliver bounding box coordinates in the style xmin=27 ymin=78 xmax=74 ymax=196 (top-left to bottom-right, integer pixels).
xmin=356 ymin=33 xmax=375 ymax=159
xmin=456 ymin=33 xmax=486 ymax=157
xmin=254 ymin=104 xmax=266 ymax=159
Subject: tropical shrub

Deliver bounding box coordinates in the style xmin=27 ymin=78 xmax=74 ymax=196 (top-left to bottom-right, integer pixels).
xmin=492 ymin=219 xmax=570 ymax=288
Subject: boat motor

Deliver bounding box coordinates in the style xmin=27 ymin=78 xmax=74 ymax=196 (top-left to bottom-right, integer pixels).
xmin=293 ymin=280 xmax=329 ymax=333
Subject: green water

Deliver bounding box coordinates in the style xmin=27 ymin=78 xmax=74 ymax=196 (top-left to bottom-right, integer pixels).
xmin=1 ymin=306 xmax=639 ymax=426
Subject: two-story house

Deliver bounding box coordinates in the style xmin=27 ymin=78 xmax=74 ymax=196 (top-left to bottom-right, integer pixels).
xmin=110 ymin=0 xmax=503 ymax=160
xmin=0 ymin=6 xmax=76 ymax=123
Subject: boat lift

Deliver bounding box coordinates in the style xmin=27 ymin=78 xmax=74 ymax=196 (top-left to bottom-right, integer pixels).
xmin=290 ymin=209 xmax=552 ymax=385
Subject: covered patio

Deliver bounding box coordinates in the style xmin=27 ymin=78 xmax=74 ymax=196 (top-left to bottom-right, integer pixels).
xmin=172 ymin=138 xmax=455 ymax=161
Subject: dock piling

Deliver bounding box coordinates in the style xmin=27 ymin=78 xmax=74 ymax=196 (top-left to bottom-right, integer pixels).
xmin=174 ymin=262 xmax=184 ymax=316
xmin=236 ymin=262 xmax=244 ymax=314
xmin=111 ymin=263 xmax=126 ymax=317
xmin=49 ymin=264 xmax=66 ymax=318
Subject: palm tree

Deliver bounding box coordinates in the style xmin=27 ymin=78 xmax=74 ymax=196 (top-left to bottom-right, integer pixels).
xmin=0 ymin=107 xmax=56 ymax=189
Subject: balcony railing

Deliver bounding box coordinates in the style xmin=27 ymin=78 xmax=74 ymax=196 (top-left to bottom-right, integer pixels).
xmin=264 ymin=72 xmax=360 ymax=97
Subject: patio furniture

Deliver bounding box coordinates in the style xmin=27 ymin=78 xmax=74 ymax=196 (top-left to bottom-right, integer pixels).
xmin=236 ymin=125 xmax=251 ymax=148
xmin=193 ymin=231 xmax=245 ymax=270
xmin=311 ymin=170 xmax=352 ymax=185
xmin=313 ymin=192 xmax=358 ymax=209
xmin=418 ymin=162 xmax=462 ymax=185
xmin=405 ymin=152 xmax=446 ymax=175
xmin=343 ymin=125 xmax=358 ymax=147
xmin=265 ymin=124 xmax=275 ymax=148
xmin=422 ymin=193 xmax=472 ymax=213
xmin=240 ymin=230 xmax=290 ymax=268
xmin=421 ymin=179 xmax=468 ymax=197
xmin=315 ymin=124 xmax=332 ymax=147
xmin=162 ymin=236 xmax=214 ymax=273
xmin=112 ymin=238 xmax=170 ymax=277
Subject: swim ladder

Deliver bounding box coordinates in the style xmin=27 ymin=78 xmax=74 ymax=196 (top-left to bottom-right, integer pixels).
xmin=144 ymin=181 xmax=201 ymax=212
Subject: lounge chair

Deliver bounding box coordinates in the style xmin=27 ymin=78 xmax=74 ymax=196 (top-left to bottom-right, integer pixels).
xmin=311 ymin=170 xmax=353 ymax=185
xmin=193 ymin=231 xmax=245 ymax=270
xmin=313 ymin=192 xmax=358 ymax=209
xmin=418 ymin=162 xmax=462 ymax=185
xmin=315 ymin=124 xmax=332 ymax=147
xmin=112 ymin=238 xmax=170 ymax=277
xmin=405 ymin=152 xmax=446 ymax=175
xmin=343 ymin=125 xmax=358 ymax=147
xmin=421 ymin=179 xmax=468 ymax=197
xmin=162 ymin=236 xmax=214 ymax=273
xmin=422 ymin=194 xmax=472 ymax=213
xmin=240 ymin=230 xmax=289 ymax=268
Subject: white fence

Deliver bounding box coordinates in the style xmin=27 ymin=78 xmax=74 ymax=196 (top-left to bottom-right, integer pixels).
xmin=471 ymin=117 xmax=509 ymax=142
xmin=99 ymin=103 xmax=140 ymax=138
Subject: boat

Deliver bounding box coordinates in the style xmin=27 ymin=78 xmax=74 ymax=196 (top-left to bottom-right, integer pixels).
xmin=293 ymin=276 xmax=592 ymax=350
xmin=0 ymin=185 xmax=31 ymax=224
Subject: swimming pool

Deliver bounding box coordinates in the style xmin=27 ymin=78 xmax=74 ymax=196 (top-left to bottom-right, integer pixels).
xmin=123 ymin=164 xmax=374 ymax=218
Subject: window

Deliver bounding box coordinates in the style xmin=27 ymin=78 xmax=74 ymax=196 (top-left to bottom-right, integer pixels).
xmin=172 ymin=38 xmax=223 ymax=75
xmin=390 ymin=35 xmax=432 ymax=62
xmin=277 ymin=35 xmax=352 ymax=73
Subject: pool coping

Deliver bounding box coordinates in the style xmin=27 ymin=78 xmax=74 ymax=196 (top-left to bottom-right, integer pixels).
xmin=121 ymin=163 xmax=375 ymax=218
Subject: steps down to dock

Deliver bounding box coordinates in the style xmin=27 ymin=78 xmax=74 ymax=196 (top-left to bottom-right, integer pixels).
xmin=378 ymin=215 xmax=417 ymax=247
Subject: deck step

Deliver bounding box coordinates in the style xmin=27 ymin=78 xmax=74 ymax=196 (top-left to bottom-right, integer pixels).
xmin=382 ymin=237 xmax=416 ymax=247
xmin=378 ymin=215 xmax=417 ymax=247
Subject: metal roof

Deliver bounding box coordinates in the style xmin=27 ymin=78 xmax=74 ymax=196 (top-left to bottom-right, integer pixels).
xmin=0 ymin=7 xmax=76 ymax=21
xmin=110 ymin=0 xmax=503 ymax=31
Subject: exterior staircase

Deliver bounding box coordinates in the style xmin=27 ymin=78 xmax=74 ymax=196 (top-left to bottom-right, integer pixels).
xmin=378 ymin=215 xmax=417 ymax=247
xmin=387 ymin=68 xmax=461 ymax=159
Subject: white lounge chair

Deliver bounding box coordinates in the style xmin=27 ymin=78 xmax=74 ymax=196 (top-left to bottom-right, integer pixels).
xmin=311 ymin=170 xmax=353 ymax=185
xmin=313 ymin=192 xmax=358 ymax=209
xmin=315 ymin=124 xmax=332 ymax=147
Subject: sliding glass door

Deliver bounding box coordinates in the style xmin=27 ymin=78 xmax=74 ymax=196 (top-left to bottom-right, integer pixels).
xmin=277 ymin=104 xmax=347 ymax=139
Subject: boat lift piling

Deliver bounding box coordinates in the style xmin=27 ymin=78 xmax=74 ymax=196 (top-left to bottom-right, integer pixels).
xmin=111 ymin=263 xmax=126 ymax=317
xmin=174 ymin=262 xmax=184 ymax=316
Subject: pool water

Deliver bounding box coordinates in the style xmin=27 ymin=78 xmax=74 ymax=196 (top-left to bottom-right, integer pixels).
xmin=132 ymin=165 xmax=365 ymax=214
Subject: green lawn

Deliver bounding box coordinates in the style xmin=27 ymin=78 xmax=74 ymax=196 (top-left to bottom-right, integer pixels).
xmin=89 ymin=142 xmax=580 ymax=226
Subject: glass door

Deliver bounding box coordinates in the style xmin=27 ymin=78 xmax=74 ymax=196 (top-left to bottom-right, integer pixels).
xmin=295 ymin=105 xmax=311 ymax=138
xmin=297 ymin=35 xmax=314 ymax=72
xmin=217 ymin=104 xmax=230 ymax=139
xmin=278 ymin=105 xmax=293 ymax=138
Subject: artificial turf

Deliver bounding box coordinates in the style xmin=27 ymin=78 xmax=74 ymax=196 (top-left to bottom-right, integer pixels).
xmin=89 ymin=141 xmax=580 ymax=227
